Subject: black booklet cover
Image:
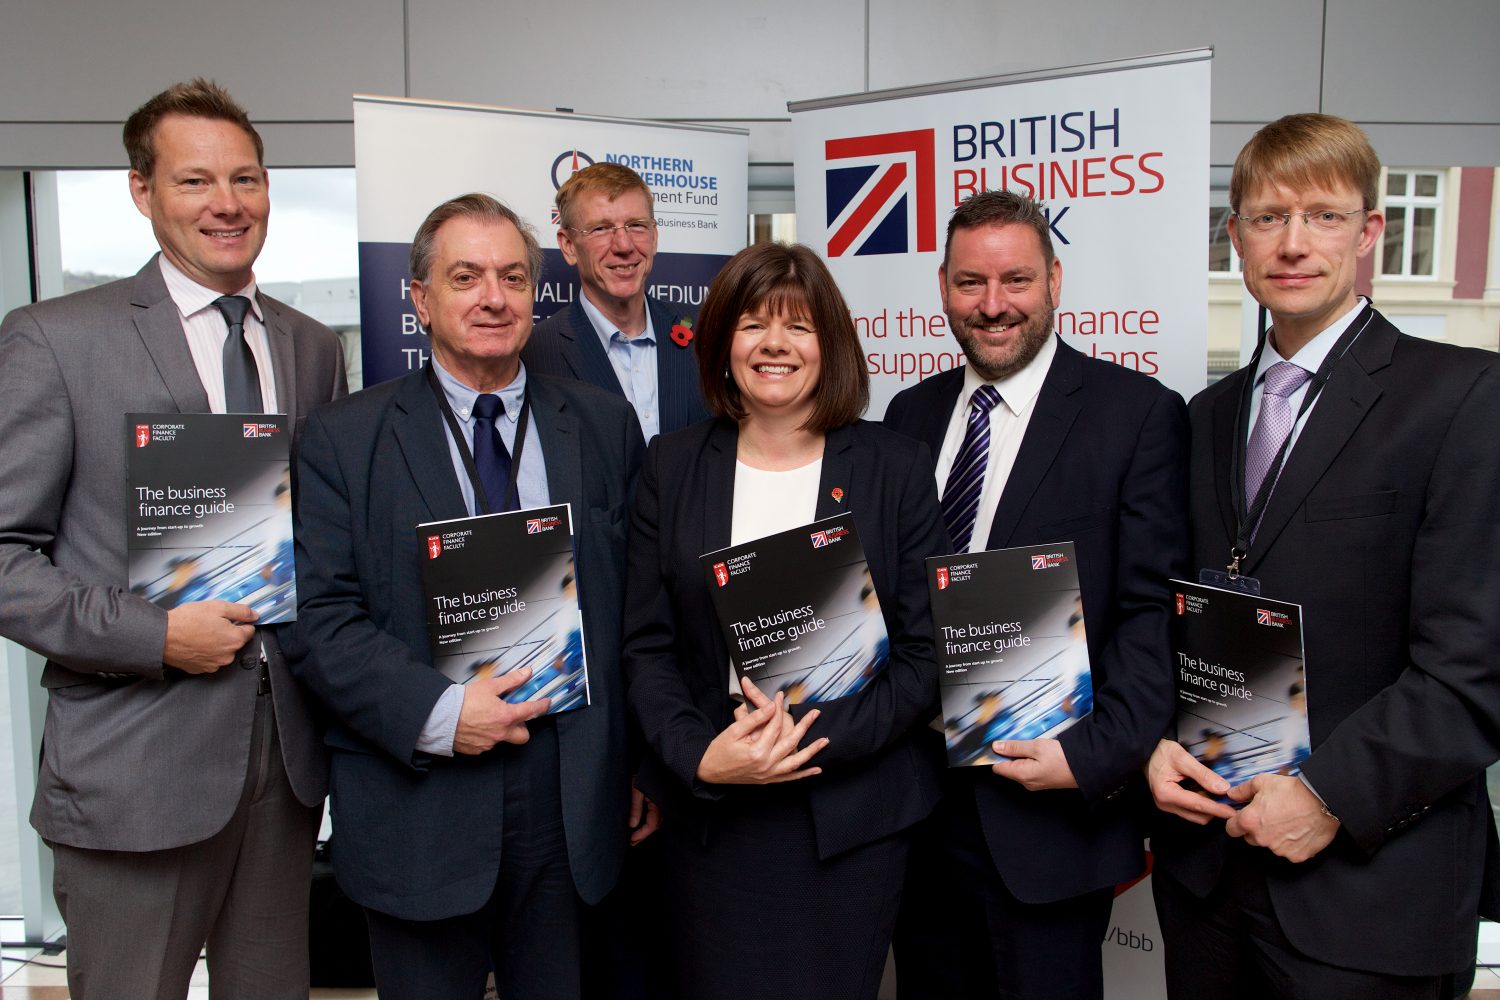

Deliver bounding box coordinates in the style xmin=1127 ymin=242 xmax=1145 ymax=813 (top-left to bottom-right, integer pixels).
xmin=126 ymin=413 xmax=296 ymax=623
xmin=927 ymin=543 xmax=1093 ymax=766
xmin=417 ymin=504 xmax=587 ymax=714
xmin=701 ymin=513 xmax=888 ymax=705
xmin=1170 ymin=580 xmax=1309 ymax=784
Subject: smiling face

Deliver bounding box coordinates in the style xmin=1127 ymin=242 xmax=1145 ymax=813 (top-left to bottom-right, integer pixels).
xmin=557 ymin=187 xmax=657 ymax=322
xmin=940 ymin=222 xmax=1061 ymax=382
xmin=129 ymin=114 xmax=269 ymax=294
xmin=410 ymin=215 xmax=535 ymax=391
xmin=729 ymin=305 xmax=823 ymax=427
xmin=1230 ymin=178 xmax=1382 ymax=357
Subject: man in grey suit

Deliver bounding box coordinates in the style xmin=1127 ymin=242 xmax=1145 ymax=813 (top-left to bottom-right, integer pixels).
xmin=292 ymin=194 xmax=648 ymax=999
xmin=0 ymin=79 xmax=346 ymax=998
xmin=522 ymin=161 xmax=710 ymax=440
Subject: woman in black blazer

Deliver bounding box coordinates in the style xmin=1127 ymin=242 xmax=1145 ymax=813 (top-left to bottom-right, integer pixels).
xmin=623 ymin=243 xmax=946 ymax=999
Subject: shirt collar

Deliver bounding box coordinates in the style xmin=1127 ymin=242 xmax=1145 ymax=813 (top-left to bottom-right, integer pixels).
xmin=157 ymin=253 xmax=263 ymax=324
xmin=431 ymin=356 xmax=528 ymax=425
xmin=960 ymin=331 xmax=1057 ymax=416
xmin=1254 ymin=297 xmax=1367 ymax=386
xmin=578 ymin=291 xmax=655 ymax=346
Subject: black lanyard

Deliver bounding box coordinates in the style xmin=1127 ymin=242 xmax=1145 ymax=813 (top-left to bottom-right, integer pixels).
xmin=424 ymin=361 xmax=530 ymax=516
xmin=1226 ymin=302 xmax=1373 ymax=577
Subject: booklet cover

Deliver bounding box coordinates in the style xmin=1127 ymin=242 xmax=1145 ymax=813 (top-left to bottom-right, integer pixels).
xmin=701 ymin=513 xmax=888 ymax=705
xmin=927 ymin=543 xmax=1093 ymax=767
xmin=1170 ymin=580 xmax=1309 ymax=786
xmin=126 ymin=413 xmax=296 ymax=623
xmin=417 ymin=504 xmax=587 ymax=714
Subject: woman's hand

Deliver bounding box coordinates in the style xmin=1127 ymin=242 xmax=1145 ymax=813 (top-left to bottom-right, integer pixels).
xmin=696 ymin=678 xmax=828 ymax=785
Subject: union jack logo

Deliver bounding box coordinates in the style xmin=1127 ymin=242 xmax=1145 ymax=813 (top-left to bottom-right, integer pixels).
xmin=243 ymin=423 xmax=258 ymax=438
xmin=1256 ymin=609 xmax=1272 ymax=625
xmin=1031 ymin=555 xmax=1048 ymax=570
xmin=526 ymin=519 xmax=542 ymax=534
xmin=824 ymin=129 xmax=937 ymax=257
xmin=810 ymin=531 xmax=829 ymax=548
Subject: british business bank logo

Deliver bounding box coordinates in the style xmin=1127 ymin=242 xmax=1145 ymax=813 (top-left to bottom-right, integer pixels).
xmin=824 ymin=129 xmax=937 ymax=257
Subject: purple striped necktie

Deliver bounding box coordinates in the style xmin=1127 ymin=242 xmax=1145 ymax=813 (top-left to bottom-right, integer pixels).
xmin=1244 ymin=360 xmax=1312 ymax=510
xmin=941 ymin=384 xmax=1002 ymax=551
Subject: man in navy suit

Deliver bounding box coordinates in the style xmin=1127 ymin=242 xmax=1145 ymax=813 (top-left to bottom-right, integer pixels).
xmin=1147 ymin=113 xmax=1500 ymax=1000
xmin=522 ymin=162 xmax=709 ymax=441
xmin=885 ymin=190 xmax=1188 ymax=999
xmin=293 ymin=194 xmax=649 ymax=1000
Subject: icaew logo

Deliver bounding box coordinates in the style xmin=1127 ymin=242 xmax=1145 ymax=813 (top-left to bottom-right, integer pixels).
xmin=135 ymin=424 xmax=151 ymax=448
xmin=713 ymin=562 xmax=729 ymax=587
xmin=426 ymin=535 xmax=442 ymax=559
xmin=936 ymin=566 xmax=950 ymax=590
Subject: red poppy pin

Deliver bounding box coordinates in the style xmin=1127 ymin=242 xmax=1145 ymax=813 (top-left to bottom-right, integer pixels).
xmin=831 ymin=487 xmax=845 ymax=504
xmin=670 ymin=319 xmax=693 ymax=347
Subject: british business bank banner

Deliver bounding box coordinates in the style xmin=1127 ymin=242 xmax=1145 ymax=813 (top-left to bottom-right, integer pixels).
xmin=355 ymin=95 xmax=748 ymax=386
xmin=790 ymin=49 xmax=1210 ymax=414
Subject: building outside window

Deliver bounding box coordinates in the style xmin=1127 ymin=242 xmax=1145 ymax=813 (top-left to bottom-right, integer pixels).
xmin=1381 ymin=169 xmax=1443 ymax=278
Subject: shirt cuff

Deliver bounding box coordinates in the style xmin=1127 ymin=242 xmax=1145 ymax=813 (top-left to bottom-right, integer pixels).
xmin=416 ymin=683 xmax=464 ymax=757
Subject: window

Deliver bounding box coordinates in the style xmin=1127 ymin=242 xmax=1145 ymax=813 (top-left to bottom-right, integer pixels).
xmin=1381 ymin=170 xmax=1442 ymax=278
xmin=1208 ymin=167 xmax=1240 ymax=274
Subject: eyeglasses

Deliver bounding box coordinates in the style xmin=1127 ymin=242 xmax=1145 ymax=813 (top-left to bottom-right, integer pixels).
xmin=569 ymin=220 xmax=656 ymax=244
xmin=1233 ymin=208 xmax=1368 ymax=237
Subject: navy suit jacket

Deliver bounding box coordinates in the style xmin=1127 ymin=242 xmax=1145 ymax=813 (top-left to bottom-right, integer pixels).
xmin=623 ymin=419 xmax=947 ymax=860
xmin=293 ymin=367 xmax=644 ymax=919
xmin=522 ymin=296 xmax=709 ymax=435
xmin=885 ymin=339 xmax=1189 ymax=903
xmin=1154 ymin=309 xmax=1500 ymax=975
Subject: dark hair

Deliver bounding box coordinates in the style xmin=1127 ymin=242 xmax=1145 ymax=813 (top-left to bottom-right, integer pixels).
xmin=123 ymin=79 xmax=263 ymax=178
xmin=944 ymin=189 xmax=1055 ymax=270
xmin=696 ymin=243 xmax=867 ymax=432
xmin=1230 ymin=113 xmax=1380 ymax=213
xmin=408 ymin=193 xmax=545 ymax=285
xmin=555 ymin=162 xmax=654 ymax=230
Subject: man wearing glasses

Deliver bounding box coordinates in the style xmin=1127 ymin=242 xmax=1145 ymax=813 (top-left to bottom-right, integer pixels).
xmin=523 ymin=162 xmax=709 ymax=442
xmin=1147 ymin=113 xmax=1500 ymax=998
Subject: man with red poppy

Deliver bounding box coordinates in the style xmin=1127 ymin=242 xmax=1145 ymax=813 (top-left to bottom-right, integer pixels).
xmin=523 ymin=162 xmax=709 ymax=441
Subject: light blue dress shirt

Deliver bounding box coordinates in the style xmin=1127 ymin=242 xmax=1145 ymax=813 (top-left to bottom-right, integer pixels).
xmin=579 ymin=293 xmax=660 ymax=441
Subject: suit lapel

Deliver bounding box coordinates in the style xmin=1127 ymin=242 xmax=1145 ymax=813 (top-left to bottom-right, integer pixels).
xmin=648 ymin=298 xmax=693 ymax=431
xmin=985 ymin=341 xmax=1082 ymax=548
xmin=702 ymin=421 xmax=738 ymax=555
xmin=259 ymin=295 xmax=299 ymax=422
xmin=1209 ymin=372 xmax=1247 ymax=548
xmin=1245 ymin=319 xmax=1393 ymax=569
xmin=129 ymin=260 xmax=211 ymax=414
xmin=530 ymin=378 xmax=583 ymax=513
xmin=910 ymin=367 xmax=964 ymax=455
xmin=391 ymin=372 xmax=467 ymax=522
xmin=815 ymin=425 xmax=856 ymax=521
xmin=563 ymin=302 xmax=626 ymax=400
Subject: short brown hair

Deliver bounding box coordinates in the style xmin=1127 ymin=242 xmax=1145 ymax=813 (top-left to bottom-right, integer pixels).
xmin=555 ymin=162 xmax=654 ymax=230
xmin=408 ymin=193 xmax=545 ymax=285
xmin=696 ymin=243 xmax=868 ymax=432
xmin=123 ymin=79 xmax=263 ymax=178
xmin=1230 ymin=113 xmax=1380 ymax=213
xmin=945 ymin=189 xmax=1055 ymax=270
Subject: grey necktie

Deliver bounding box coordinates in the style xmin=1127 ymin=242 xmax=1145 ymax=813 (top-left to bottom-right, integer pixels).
xmin=215 ymin=294 xmax=263 ymax=413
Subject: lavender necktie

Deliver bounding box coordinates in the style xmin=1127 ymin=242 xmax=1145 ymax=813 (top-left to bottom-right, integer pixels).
xmin=1244 ymin=361 xmax=1312 ymax=508
xmin=941 ymin=384 xmax=1002 ymax=552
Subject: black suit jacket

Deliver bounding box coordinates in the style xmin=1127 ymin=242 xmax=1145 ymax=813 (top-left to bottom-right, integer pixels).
xmin=885 ymin=339 xmax=1189 ymax=903
xmin=522 ymin=296 xmax=709 ymax=435
xmin=292 ymin=367 xmax=644 ymax=919
xmin=1154 ymin=308 xmax=1500 ymax=975
xmin=623 ymin=419 xmax=947 ymax=860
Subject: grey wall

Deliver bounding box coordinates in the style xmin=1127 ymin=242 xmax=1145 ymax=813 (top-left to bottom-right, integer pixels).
xmin=1 ymin=0 xmax=1496 ymax=169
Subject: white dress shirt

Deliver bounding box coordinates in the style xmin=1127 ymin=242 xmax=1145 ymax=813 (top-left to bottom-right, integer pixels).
xmin=159 ymin=255 xmax=279 ymax=414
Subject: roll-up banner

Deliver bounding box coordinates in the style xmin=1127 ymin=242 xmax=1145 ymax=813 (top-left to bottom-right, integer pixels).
xmin=355 ymin=95 xmax=749 ymax=387
xmin=790 ymin=49 xmax=1211 ymax=414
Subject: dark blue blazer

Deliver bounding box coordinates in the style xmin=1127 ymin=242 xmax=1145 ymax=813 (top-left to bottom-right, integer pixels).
xmin=522 ymin=296 xmax=710 ymax=435
xmin=885 ymin=338 xmax=1189 ymax=903
xmin=292 ymin=367 xmax=644 ymax=919
xmin=1155 ymin=310 xmax=1500 ymax=975
xmin=623 ymin=418 xmax=947 ymax=860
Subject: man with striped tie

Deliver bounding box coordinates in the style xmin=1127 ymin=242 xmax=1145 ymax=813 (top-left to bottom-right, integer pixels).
xmin=884 ymin=189 xmax=1189 ymax=1000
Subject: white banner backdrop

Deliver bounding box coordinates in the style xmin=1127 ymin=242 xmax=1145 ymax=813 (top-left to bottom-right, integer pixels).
xmin=354 ymin=96 xmax=748 ymax=386
xmin=790 ymin=50 xmax=1210 ymax=415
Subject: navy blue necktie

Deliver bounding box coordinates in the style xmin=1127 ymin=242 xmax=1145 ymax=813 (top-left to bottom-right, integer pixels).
xmin=472 ymin=393 xmax=514 ymax=512
xmin=941 ymin=384 xmax=1002 ymax=552
xmin=214 ymin=295 xmax=263 ymax=413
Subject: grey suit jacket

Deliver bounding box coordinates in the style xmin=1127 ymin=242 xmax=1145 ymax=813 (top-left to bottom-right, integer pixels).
xmin=0 ymin=256 xmax=347 ymax=853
